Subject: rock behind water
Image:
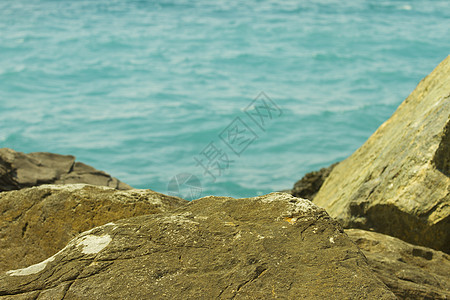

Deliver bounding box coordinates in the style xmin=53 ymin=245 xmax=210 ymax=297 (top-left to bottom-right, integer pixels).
xmin=0 ymin=184 xmax=187 ymax=273
xmin=347 ymin=229 xmax=450 ymax=299
xmin=0 ymin=148 xmax=131 ymax=191
xmin=313 ymin=56 xmax=450 ymax=253
xmin=291 ymin=163 xmax=338 ymax=200
xmin=0 ymin=193 xmax=395 ymax=299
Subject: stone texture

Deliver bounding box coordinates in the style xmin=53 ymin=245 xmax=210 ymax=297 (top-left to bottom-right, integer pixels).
xmin=346 ymin=229 xmax=450 ymax=299
xmin=0 ymin=193 xmax=395 ymax=299
xmin=0 ymin=184 xmax=187 ymax=273
xmin=313 ymin=56 xmax=450 ymax=252
xmin=291 ymin=163 xmax=338 ymax=200
xmin=0 ymin=148 xmax=131 ymax=191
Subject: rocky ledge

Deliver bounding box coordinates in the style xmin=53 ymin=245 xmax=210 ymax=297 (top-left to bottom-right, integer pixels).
xmin=293 ymin=56 xmax=449 ymax=253
xmin=0 ymin=56 xmax=449 ymax=299
xmin=0 ymin=185 xmax=187 ymax=273
xmin=0 ymin=193 xmax=395 ymax=299
xmin=346 ymin=229 xmax=450 ymax=299
xmin=0 ymin=148 xmax=131 ymax=191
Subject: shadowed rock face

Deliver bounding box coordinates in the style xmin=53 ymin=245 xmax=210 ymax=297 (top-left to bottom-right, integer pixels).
xmin=433 ymin=119 xmax=450 ymax=177
xmin=346 ymin=229 xmax=450 ymax=300
xmin=0 ymin=184 xmax=188 ymax=273
xmin=0 ymin=193 xmax=396 ymax=299
xmin=291 ymin=163 xmax=338 ymax=200
xmin=313 ymin=56 xmax=450 ymax=253
xmin=0 ymin=148 xmax=132 ymax=191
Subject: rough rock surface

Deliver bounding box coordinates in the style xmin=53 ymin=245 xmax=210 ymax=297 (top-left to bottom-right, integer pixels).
xmin=0 ymin=148 xmax=131 ymax=191
xmin=0 ymin=193 xmax=395 ymax=299
xmin=347 ymin=229 xmax=450 ymax=299
xmin=313 ymin=56 xmax=450 ymax=252
xmin=291 ymin=163 xmax=338 ymax=200
xmin=0 ymin=184 xmax=187 ymax=272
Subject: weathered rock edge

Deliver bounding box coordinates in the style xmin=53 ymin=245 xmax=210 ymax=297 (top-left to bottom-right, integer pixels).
xmin=346 ymin=229 xmax=450 ymax=299
xmin=314 ymin=56 xmax=450 ymax=253
xmin=0 ymin=148 xmax=131 ymax=191
xmin=0 ymin=193 xmax=395 ymax=299
xmin=0 ymin=184 xmax=188 ymax=272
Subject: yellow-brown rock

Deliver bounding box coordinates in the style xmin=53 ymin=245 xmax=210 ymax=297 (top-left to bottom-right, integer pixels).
xmin=0 ymin=148 xmax=132 ymax=191
xmin=314 ymin=56 xmax=450 ymax=252
xmin=0 ymin=184 xmax=187 ymax=272
xmin=347 ymin=229 xmax=450 ymax=299
xmin=0 ymin=193 xmax=395 ymax=299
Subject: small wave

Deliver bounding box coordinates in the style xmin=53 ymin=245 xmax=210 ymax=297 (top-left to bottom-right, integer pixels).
xmin=0 ymin=65 xmax=26 ymax=75
xmin=399 ymin=5 xmax=412 ymax=11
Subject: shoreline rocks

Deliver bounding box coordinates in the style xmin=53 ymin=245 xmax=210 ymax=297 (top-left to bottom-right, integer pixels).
xmin=346 ymin=229 xmax=450 ymax=299
xmin=312 ymin=56 xmax=450 ymax=253
xmin=291 ymin=163 xmax=339 ymax=200
xmin=1 ymin=56 xmax=449 ymax=299
xmin=0 ymin=193 xmax=395 ymax=299
xmin=0 ymin=184 xmax=187 ymax=273
xmin=0 ymin=148 xmax=132 ymax=192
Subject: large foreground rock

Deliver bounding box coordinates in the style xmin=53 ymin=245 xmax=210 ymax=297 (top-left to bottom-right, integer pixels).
xmin=0 ymin=148 xmax=131 ymax=191
xmin=347 ymin=229 xmax=450 ymax=299
xmin=314 ymin=56 xmax=450 ymax=252
xmin=0 ymin=184 xmax=187 ymax=273
xmin=0 ymin=193 xmax=395 ymax=299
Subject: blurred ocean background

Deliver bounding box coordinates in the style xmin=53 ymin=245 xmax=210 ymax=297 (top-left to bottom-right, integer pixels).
xmin=0 ymin=0 xmax=449 ymax=198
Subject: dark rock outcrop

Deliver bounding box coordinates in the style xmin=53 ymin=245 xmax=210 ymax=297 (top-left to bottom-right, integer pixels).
xmin=0 ymin=193 xmax=395 ymax=299
xmin=291 ymin=163 xmax=338 ymax=200
xmin=0 ymin=148 xmax=131 ymax=191
xmin=0 ymin=184 xmax=187 ymax=273
xmin=313 ymin=56 xmax=450 ymax=253
xmin=346 ymin=229 xmax=450 ymax=299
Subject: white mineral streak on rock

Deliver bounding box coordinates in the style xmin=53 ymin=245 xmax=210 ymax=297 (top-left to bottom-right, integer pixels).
xmin=6 ymin=233 xmax=82 ymax=276
xmin=6 ymin=256 xmax=56 ymax=276
xmin=76 ymin=234 xmax=112 ymax=254
xmin=7 ymin=227 xmax=114 ymax=276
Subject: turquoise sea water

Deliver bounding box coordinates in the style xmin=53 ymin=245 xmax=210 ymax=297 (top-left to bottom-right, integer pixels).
xmin=0 ymin=0 xmax=449 ymax=199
